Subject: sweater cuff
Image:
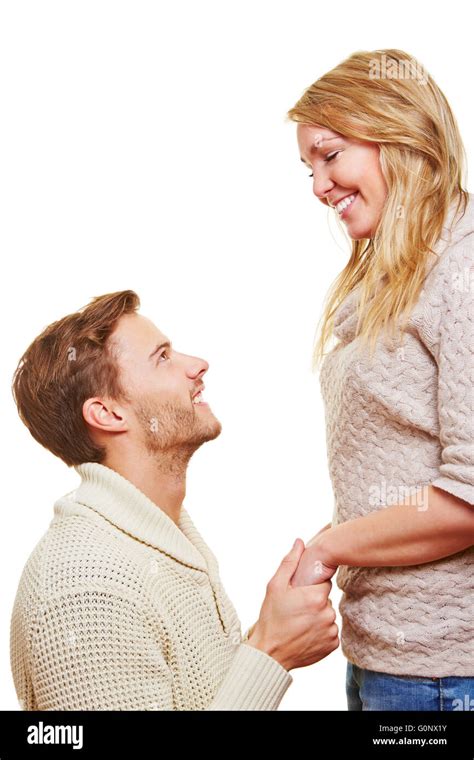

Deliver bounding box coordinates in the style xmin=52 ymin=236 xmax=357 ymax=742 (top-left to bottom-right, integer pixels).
xmin=242 ymin=622 xmax=257 ymax=642
xmin=431 ymin=477 xmax=474 ymax=506
xmin=207 ymin=643 xmax=293 ymax=711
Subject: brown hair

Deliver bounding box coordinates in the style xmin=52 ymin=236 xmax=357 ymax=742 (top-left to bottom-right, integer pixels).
xmin=12 ymin=290 xmax=140 ymax=466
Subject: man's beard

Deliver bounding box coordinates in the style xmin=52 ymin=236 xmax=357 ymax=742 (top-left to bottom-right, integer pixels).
xmin=135 ymin=397 xmax=221 ymax=463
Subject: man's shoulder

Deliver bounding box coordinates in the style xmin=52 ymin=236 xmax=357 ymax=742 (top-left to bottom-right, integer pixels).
xmin=15 ymin=496 xmax=155 ymax=609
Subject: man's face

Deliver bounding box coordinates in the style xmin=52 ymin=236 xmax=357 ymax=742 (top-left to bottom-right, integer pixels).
xmin=110 ymin=313 xmax=221 ymax=455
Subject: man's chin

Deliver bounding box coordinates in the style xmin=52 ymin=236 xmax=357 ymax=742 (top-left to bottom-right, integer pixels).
xmin=198 ymin=416 xmax=222 ymax=443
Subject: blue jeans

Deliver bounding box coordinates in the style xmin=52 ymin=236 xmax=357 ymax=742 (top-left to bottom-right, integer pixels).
xmin=346 ymin=661 xmax=474 ymax=711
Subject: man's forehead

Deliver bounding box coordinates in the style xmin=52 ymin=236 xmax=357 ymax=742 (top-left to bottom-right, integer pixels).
xmin=111 ymin=313 xmax=168 ymax=353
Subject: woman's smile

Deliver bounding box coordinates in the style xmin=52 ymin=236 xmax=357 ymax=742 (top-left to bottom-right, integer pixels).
xmin=332 ymin=192 xmax=359 ymax=218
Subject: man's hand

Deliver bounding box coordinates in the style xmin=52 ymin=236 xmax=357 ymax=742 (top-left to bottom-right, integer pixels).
xmin=245 ymin=539 xmax=339 ymax=671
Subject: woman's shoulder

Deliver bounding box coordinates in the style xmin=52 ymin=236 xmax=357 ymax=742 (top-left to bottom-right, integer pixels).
xmin=410 ymin=194 xmax=473 ymax=353
xmin=434 ymin=192 xmax=473 ymax=259
xmin=422 ymin=193 xmax=473 ymax=294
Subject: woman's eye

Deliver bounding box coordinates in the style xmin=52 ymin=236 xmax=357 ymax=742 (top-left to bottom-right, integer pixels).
xmin=307 ymin=151 xmax=340 ymax=177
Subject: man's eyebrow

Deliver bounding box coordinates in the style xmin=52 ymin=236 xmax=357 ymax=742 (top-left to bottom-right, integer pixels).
xmin=148 ymin=340 xmax=171 ymax=360
xmin=300 ymin=137 xmax=342 ymax=164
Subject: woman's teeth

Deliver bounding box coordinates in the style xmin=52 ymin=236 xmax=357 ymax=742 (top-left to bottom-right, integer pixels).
xmin=336 ymin=193 xmax=357 ymax=215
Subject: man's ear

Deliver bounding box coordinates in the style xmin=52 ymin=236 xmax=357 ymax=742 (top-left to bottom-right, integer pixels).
xmin=82 ymin=398 xmax=128 ymax=433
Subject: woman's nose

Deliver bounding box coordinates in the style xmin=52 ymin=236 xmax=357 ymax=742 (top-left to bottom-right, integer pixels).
xmin=313 ymin=175 xmax=334 ymax=200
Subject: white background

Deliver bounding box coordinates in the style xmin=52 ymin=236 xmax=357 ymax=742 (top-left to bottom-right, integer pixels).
xmin=0 ymin=0 xmax=472 ymax=710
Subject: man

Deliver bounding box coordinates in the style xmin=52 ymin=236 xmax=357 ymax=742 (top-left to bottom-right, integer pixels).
xmin=10 ymin=290 xmax=339 ymax=711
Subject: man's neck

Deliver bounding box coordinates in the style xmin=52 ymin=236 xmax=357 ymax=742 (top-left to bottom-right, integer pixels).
xmin=103 ymin=449 xmax=189 ymax=526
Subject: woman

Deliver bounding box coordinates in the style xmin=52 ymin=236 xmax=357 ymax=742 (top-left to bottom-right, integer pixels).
xmin=287 ymin=49 xmax=474 ymax=711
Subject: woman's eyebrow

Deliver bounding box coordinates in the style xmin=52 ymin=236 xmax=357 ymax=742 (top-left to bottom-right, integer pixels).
xmin=300 ymin=136 xmax=342 ymax=164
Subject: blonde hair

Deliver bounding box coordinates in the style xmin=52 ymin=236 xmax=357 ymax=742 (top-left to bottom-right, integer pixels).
xmin=287 ymin=49 xmax=469 ymax=370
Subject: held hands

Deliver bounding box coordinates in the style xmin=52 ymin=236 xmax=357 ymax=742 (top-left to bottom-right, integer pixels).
xmin=246 ymin=539 xmax=339 ymax=671
xmin=290 ymin=523 xmax=339 ymax=587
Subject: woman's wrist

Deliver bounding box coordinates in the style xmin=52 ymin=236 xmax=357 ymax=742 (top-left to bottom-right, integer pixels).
xmin=313 ymin=530 xmax=339 ymax=569
xmin=290 ymin=533 xmax=339 ymax=586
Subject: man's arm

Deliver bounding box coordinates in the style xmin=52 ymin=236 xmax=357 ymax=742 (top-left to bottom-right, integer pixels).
xmin=19 ymin=541 xmax=341 ymax=711
xmin=21 ymin=588 xmax=291 ymax=711
xmin=291 ymin=486 xmax=474 ymax=586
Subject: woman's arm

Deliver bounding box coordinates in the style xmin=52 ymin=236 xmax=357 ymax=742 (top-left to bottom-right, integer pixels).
xmin=291 ymin=485 xmax=474 ymax=586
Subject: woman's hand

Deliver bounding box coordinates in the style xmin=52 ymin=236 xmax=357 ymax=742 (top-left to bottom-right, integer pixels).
xmin=290 ymin=529 xmax=338 ymax=587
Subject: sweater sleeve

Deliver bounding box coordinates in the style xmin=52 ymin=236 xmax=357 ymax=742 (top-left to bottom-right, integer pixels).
xmin=419 ymin=231 xmax=474 ymax=506
xmin=25 ymin=589 xmax=291 ymax=711
xmin=207 ymin=642 xmax=292 ymax=711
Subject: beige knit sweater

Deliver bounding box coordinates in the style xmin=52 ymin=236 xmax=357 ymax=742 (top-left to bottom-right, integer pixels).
xmin=320 ymin=194 xmax=474 ymax=677
xmin=10 ymin=463 xmax=292 ymax=710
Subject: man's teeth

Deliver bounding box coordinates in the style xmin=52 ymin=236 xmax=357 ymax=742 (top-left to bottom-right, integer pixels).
xmin=193 ymin=391 xmax=206 ymax=404
xmin=336 ymin=193 xmax=357 ymax=214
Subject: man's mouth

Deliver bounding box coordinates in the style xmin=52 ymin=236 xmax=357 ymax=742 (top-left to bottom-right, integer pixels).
xmin=192 ymin=389 xmax=208 ymax=406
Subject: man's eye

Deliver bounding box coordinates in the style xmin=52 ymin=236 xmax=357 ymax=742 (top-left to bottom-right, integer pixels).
xmin=157 ymin=350 xmax=170 ymax=363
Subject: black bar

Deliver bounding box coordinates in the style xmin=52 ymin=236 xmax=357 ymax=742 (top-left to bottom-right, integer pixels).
xmin=0 ymin=710 xmax=472 ymax=757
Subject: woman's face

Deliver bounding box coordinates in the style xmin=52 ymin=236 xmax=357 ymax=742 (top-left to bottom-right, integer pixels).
xmin=296 ymin=124 xmax=388 ymax=240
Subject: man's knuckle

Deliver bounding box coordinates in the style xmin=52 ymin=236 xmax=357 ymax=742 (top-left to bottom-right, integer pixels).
xmin=315 ymin=594 xmax=327 ymax=610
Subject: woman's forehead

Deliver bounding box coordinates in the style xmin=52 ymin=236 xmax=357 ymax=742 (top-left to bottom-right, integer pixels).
xmin=297 ymin=123 xmax=343 ymax=141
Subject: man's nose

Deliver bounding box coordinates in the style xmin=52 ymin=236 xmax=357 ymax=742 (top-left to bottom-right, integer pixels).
xmin=187 ymin=356 xmax=209 ymax=379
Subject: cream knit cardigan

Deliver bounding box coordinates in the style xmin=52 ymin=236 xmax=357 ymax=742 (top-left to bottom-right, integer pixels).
xmin=10 ymin=462 xmax=292 ymax=710
xmin=321 ymin=194 xmax=474 ymax=677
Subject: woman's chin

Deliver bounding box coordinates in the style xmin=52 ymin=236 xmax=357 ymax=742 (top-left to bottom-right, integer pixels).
xmin=347 ymin=230 xmax=372 ymax=241
xmin=345 ymin=221 xmax=374 ymax=241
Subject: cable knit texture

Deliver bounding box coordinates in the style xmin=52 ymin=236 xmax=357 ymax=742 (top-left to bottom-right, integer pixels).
xmin=10 ymin=463 xmax=292 ymax=710
xmin=320 ymin=193 xmax=474 ymax=677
